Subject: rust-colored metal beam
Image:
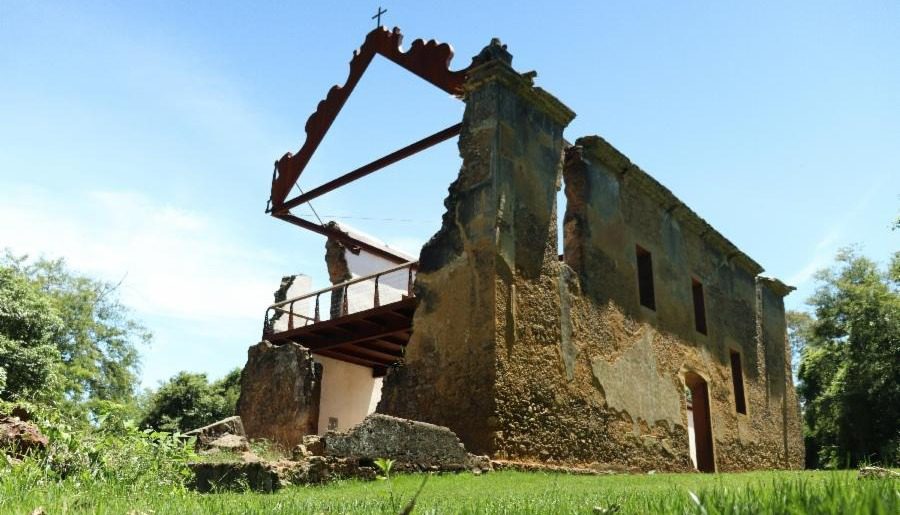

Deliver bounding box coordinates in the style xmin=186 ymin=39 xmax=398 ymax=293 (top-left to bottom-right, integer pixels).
xmin=327 ymin=346 xmax=400 ymax=365
xmin=342 ymin=344 xmax=402 ymax=363
xmin=270 ymin=26 xmax=470 ymax=210
xmin=366 ymin=340 xmax=409 ymax=354
xmin=275 ymin=213 xmax=412 ymax=265
xmin=275 ymin=123 xmax=462 ymax=213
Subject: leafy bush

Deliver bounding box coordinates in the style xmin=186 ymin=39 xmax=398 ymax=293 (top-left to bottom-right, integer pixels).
xmin=2 ymin=401 xmax=196 ymax=492
xmin=140 ymin=369 xmax=241 ymax=432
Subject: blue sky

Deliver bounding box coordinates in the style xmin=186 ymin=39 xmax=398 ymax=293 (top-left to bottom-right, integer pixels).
xmin=1 ymin=1 xmax=897 ymax=388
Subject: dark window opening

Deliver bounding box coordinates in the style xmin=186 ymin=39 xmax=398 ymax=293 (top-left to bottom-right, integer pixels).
xmin=730 ymin=350 xmax=747 ymax=414
xmin=636 ymin=245 xmax=656 ymax=310
xmin=692 ymin=278 xmax=707 ymax=335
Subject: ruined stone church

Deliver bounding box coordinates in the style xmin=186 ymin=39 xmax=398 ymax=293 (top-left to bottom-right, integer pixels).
xmin=237 ymin=27 xmax=804 ymax=473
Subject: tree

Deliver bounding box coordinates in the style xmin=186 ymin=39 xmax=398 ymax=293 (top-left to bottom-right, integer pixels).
xmin=27 ymin=258 xmax=149 ymax=406
xmin=0 ymin=263 xmax=64 ymax=403
xmin=0 ymin=252 xmax=149 ymax=416
xmin=794 ymin=248 xmax=900 ymax=468
xmin=139 ymin=369 xmax=242 ymax=432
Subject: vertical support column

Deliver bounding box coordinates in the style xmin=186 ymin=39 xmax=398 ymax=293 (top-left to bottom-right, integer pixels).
xmin=757 ymin=277 xmax=803 ymax=468
xmin=754 ymin=280 xmax=768 ymax=407
xmin=377 ymin=39 xmax=574 ymax=456
xmin=325 ymin=237 xmax=352 ymax=319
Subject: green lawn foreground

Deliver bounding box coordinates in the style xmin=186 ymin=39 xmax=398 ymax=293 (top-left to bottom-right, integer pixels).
xmin=3 ymin=469 xmax=898 ymax=514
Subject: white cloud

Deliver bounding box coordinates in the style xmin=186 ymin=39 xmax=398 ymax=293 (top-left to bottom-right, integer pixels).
xmin=0 ymin=185 xmax=282 ymax=323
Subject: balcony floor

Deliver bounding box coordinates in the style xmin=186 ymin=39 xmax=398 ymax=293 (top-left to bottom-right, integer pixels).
xmin=266 ymin=297 xmax=417 ymax=377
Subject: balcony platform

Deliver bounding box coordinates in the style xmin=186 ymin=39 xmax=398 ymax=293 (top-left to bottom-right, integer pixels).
xmin=265 ymin=297 xmax=416 ymax=377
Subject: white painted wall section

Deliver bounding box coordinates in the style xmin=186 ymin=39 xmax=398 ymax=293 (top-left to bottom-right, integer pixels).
xmin=314 ymin=355 xmax=383 ymax=434
xmin=333 ymin=222 xmax=417 ymax=313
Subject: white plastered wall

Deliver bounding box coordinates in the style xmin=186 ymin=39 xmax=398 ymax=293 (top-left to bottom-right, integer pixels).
xmin=687 ymin=406 xmax=697 ymax=468
xmin=314 ymin=355 xmax=383 ymax=434
xmin=314 ymin=224 xmax=413 ymax=432
xmin=336 ymin=222 xmax=417 ymax=314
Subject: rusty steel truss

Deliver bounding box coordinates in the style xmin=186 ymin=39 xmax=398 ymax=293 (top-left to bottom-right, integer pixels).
xmin=266 ymin=26 xmax=472 ymax=262
xmin=261 ymin=27 xmax=471 ymax=371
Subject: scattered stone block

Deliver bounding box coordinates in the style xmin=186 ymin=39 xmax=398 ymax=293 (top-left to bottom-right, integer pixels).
xmin=188 ymin=460 xmax=280 ymax=493
xmin=184 ymin=416 xmax=250 ymax=454
xmin=0 ymin=415 xmax=48 ymax=459
xmin=302 ymin=434 xmax=325 ymax=456
xmin=858 ymin=466 xmax=900 ymax=480
xmin=206 ymin=434 xmax=250 ymax=453
xmin=188 ymin=414 xmax=490 ymax=492
xmin=321 ymin=414 xmax=489 ymax=472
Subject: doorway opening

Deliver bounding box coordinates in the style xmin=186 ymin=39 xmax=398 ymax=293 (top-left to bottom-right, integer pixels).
xmin=685 ymin=371 xmax=715 ymax=472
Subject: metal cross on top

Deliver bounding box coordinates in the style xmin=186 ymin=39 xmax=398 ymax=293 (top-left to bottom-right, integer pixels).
xmin=372 ymin=6 xmax=387 ymax=27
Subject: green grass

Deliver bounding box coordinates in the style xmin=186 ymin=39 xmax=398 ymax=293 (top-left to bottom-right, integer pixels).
xmin=2 ymin=468 xmax=898 ymax=514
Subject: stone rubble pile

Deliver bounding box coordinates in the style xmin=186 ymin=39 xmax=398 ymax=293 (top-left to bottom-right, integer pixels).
xmin=188 ymin=414 xmax=491 ymax=493
xmin=0 ymin=414 xmax=48 ymax=463
xmin=184 ymin=415 xmax=251 ymax=454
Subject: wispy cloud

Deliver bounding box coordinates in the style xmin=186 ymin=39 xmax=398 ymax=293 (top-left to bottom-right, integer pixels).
xmin=0 ymin=185 xmax=282 ymax=322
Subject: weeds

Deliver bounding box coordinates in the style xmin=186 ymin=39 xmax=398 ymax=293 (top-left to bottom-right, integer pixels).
xmin=3 ymin=427 xmax=898 ymax=515
xmin=374 ymin=458 xmax=397 ymax=511
xmin=1 ymin=402 xmax=196 ymax=506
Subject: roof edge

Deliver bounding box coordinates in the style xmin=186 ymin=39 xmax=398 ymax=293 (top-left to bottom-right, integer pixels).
xmin=574 ymin=135 xmax=766 ymax=276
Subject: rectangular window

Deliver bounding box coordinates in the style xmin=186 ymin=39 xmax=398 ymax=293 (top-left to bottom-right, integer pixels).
xmin=692 ymin=279 xmax=707 ymax=335
xmin=730 ymin=350 xmax=747 ymax=414
xmin=636 ymin=245 xmax=656 ymax=310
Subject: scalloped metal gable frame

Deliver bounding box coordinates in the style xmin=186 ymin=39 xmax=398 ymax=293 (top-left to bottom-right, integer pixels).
xmin=269 ymin=26 xmax=471 ymax=214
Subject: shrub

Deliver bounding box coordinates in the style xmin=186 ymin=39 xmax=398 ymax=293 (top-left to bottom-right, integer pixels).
xmin=140 ymin=369 xmax=241 ymax=432
xmin=2 ymin=401 xmax=196 ymax=492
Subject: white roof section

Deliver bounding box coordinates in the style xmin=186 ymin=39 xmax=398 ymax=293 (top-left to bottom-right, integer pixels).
xmin=330 ymin=221 xmax=417 ymax=263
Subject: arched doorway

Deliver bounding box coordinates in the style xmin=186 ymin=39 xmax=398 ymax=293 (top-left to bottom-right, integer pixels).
xmin=685 ymin=372 xmax=715 ymax=472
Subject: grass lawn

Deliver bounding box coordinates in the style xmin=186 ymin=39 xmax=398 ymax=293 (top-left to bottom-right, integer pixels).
xmin=3 ymin=469 xmax=898 ymax=514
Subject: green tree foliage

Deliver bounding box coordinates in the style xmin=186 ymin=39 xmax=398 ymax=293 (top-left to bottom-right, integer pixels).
xmin=27 ymin=258 xmax=149 ymax=407
xmin=793 ymin=248 xmax=900 ymax=468
xmin=0 ymin=263 xmax=64 ymax=403
xmin=0 ymin=252 xmax=149 ymax=415
xmin=139 ymin=369 xmax=241 ymax=432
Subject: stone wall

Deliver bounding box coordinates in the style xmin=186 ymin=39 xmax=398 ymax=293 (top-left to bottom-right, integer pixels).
xmin=379 ymin=38 xmax=802 ymax=471
xmin=378 ymin=40 xmax=574 ymax=455
xmin=237 ymin=342 xmax=321 ymax=450
xmin=560 ymin=137 xmax=803 ymax=471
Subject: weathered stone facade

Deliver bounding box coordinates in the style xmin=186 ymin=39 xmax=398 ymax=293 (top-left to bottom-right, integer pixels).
xmin=242 ymin=35 xmax=803 ymax=473
xmin=377 ymin=39 xmax=804 ymax=472
xmin=237 ymin=341 xmax=321 ymax=450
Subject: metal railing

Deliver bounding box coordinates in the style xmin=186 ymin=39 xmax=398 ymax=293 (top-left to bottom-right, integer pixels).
xmin=262 ymin=261 xmax=417 ymax=337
